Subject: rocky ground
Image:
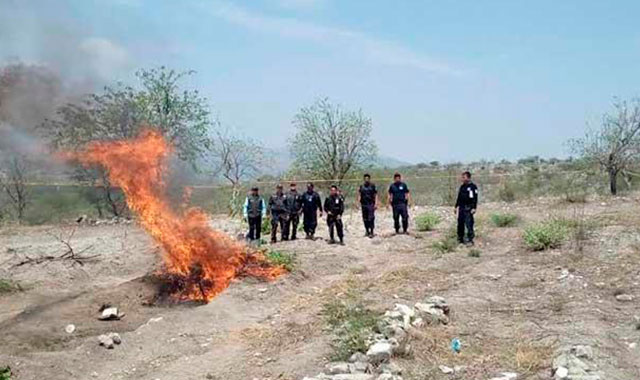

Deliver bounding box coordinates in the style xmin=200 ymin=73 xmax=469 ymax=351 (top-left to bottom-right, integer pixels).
xmin=1 ymin=195 xmax=640 ymax=379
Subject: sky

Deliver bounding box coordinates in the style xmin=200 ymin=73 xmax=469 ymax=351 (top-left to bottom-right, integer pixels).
xmin=1 ymin=0 xmax=640 ymax=163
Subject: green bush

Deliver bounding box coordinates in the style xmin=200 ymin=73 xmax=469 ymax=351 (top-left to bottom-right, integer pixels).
xmin=523 ymin=219 xmax=570 ymax=251
xmin=490 ymin=213 xmax=519 ymax=227
xmin=415 ymin=212 xmax=441 ymax=231
xmin=265 ymin=250 xmax=296 ymax=271
xmin=322 ymin=298 xmax=379 ymax=361
xmin=432 ymin=225 xmax=459 ymax=254
xmin=0 ymin=366 xmax=11 ymax=380
xmin=0 ymin=279 xmax=20 ymax=294
xmin=261 ymin=217 xmax=271 ymax=235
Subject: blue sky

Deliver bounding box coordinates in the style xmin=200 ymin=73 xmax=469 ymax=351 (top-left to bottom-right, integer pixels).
xmin=2 ymin=0 xmax=640 ymax=163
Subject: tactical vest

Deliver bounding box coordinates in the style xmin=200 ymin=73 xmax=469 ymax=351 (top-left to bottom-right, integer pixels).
xmin=247 ymin=195 xmax=263 ymax=218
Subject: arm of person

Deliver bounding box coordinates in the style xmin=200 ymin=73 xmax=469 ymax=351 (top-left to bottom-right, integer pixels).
xmin=242 ymin=198 xmax=249 ymax=220
xmin=406 ymin=191 xmax=412 ymax=207
xmin=471 ymin=185 xmax=479 ymax=213
xmin=317 ymin=194 xmax=323 ymax=215
xmin=267 ymin=197 xmax=273 ymax=217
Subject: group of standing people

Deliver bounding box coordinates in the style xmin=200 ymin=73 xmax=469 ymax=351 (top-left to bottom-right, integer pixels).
xmin=243 ymin=171 xmax=479 ymax=246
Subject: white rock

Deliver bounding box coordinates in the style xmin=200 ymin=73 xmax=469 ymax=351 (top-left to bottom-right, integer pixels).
xmin=99 ymin=307 xmax=123 ymax=320
xmin=325 ymin=362 xmax=352 ymax=375
xmin=108 ymin=332 xmax=122 ymax=345
xmin=98 ymin=334 xmax=114 ymax=349
xmin=438 ymin=365 xmax=454 ymax=374
xmin=572 ymin=345 xmax=593 ymax=359
xmin=65 ymin=324 xmax=76 ymax=334
xmin=349 ymin=352 xmax=368 ymax=363
xmin=629 ymin=342 xmax=637 ymax=349
xmin=616 ymin=294 xmax=634 ymax=302
xmin=411 ymin=317 xmax=424 ymax=328
xmin=366 ymin=342 xmax=393 ymax=364
xmin=489 ymin=373 xmax=518 ymax=380
xmin=555 ymin=366 xmax=568 ymax=378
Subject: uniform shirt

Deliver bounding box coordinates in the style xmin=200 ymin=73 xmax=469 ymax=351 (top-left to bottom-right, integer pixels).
xmin=388 ymin=181 xmax=410 ymax=205
xmin=268 ymin=193 xmax=287 ymax=214
xmin=455 ymin=182 xmax=479 ymax=209
xmin=359 ymin=183 xmax=377 ymax=206
xmin=301 ymin=191 xmax=323 ymax=213
xmin=324 ymin=194 xmax=344 ymax=215
xmin=243 ymin=195 xmax=266 ymax=219
xmin=284 ymin=190 xmax=303 ymax=213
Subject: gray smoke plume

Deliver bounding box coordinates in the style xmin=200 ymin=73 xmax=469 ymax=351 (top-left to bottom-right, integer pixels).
xmin=0 ymin=0 xmax=132 ymax=173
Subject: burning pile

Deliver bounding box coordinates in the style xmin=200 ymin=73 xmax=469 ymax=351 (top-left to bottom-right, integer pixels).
xmin=68 ymin=129 xmax=284 ymax=302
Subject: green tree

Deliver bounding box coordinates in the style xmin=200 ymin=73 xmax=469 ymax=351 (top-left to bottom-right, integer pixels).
xmin=42 ymin=67 xmax=213 ymax=216
xmin=289 ymin=98 xmax=377 ymax=183
xmin=569 ymin=98 xmax=640 ymax=195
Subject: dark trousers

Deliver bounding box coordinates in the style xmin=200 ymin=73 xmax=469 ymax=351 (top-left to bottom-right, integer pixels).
xmin=247 ymin=216 xmax=262 ymax=240
xmin=303 ymin=211 xmax=318 ymax=236
xmin=361 ymin=204 xmax=375 ymax=233
xmin=392 ymin=203 xmax=409 ymax=232
xmin=457 ymin=207 xmax=475 ymax=242
xmin=283 ymin=213 xmax=300 ymax=239
xmin=271 ymin=212 xmax=288 ymax=242
xmin=327 ymin=214 xmax=344 ymax=241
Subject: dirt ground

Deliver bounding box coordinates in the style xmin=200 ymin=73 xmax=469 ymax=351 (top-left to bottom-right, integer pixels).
xmin=2 ymin=195 xmax=640 ymax=380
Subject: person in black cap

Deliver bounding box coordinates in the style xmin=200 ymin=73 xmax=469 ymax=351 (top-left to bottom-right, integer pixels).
xmin=455 ymin=171 xmax=478 ymax=245
xmin=267 ymin=184 xmax=288 ymax=243
xmin=324 ymin=184 xmax=345 ymax=245
xmin=301 ymin=182 xmax=323 ymax=239
xmin=283 ymin=182 xmax=303 ymax=240
xmin=357 ymin=173 xmax=378 ymax=238
xmin=243 ymin=186 xmax=266 ymax=242
xmin=388 ymin=172 xmax=411 ymax=234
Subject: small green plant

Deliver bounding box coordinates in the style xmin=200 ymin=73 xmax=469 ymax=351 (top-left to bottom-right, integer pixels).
xmin=415 ymin=212 xmax=441 ymax=231
xmin=0 ymin=366 xmax=11 ymax=380
xmin=265 ymin=250 xmax=296 ymax=271
xmin=0 ymin=279 xmax=19 ymax=294
xmin=523 ymin=219 xmax=570 ymax=251
xmin=431 ymin=225 xmax=459 ymax=254
xmin=322 ymin=298 xmax=379 ymax=360
xmin=490 ymin=213 xmax=519 ymax=227
xmin=468 ymin=248 xmax=481 ymax=258
xmin=261 ymin=217 xmax=272 ymax=235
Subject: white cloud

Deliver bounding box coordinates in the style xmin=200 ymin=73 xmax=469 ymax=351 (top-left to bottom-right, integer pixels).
xmin=79 ymin=37 xmax=130 ymax=80
xmin=209 ymin=2 xmax=460 ymax=75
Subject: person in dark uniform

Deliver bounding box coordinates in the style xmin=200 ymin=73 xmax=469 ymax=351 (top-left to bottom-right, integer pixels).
xmin=267 ymin=184 xmax=289 ymax=243
xmin=455 ymin=171 xmax=478 ymax=245
xmin=388 ymin=173 xmax=411 ymax=234
xmin=283 ymin=182 xmax=303 ymax=240
xmin=243 ymin=186 xmax=266 ymax=242
xmin=357 ymin=173 xmax=378 ymax=238
xmin=301 ymin=182 xmax=323 ymax=239
xmin=324 ymin=185 xmax=345 ymax=245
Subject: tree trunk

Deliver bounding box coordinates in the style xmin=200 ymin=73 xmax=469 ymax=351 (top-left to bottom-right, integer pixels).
xmin=609 ymin=169 xmax=618 ymax=195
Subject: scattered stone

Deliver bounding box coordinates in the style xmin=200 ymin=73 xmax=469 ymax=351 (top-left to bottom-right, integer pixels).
xmin=98 ymin=332 xmax=122 ymax=349
xmin=349 ymin=352 xmax=368 ymax=363
xmin=615 ymin=294 xmax=634 ymax=302
xmin=376 ymin=375 xmax=402 ymax=380
xmin=380 ymin=362 xmax=402 ymax=375
xmin=489 ymin=373 xmax=517 ymax=380
xmin=98 ymin=306 xmax=124 ymax=321
xmin=629 ymin=342 xmax=637 ymax=349
xmin=410 ymin=317 xmax=424 ymax=328
xmin=367 ymin=341 xmax=394 ymax=364
xmin=98 ymin=334 xmax=114 ymax=349
xmin=325 ymin=362 xmax=352 ymax=375
xmin=554 ymin=366 xmax=568 ymax=379
xmin=438 ymin=365 xmax=454 ymax=374
xmin=571 ymin=345 xmax=593 ymax=359
xmin=65 ymin=324 xmax=76 ymax=334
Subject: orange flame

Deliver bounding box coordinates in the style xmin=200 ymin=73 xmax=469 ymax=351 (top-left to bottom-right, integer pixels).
xmin=69 ymin=129 xmax=284 ymax=302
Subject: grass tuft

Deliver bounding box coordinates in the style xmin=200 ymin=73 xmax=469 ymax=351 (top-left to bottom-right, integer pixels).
xmin=415 ymin=212 xmax=442 ymax=231
xmin=523 ymin=218 xmax=570 ymax=251
xmin=265 ymin=250 xmax=296 ymax=271
xmin=490 ymin=212 xmax=519 ymax=227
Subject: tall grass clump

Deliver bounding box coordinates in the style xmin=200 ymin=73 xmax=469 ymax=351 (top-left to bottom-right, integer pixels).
xmin=490 ymin=212 xmax=519 ymax=227
xmin=415 ymin=212 xmax=441 ymax=231
xmin=523 ymin=219 xmax=570 ymax=251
